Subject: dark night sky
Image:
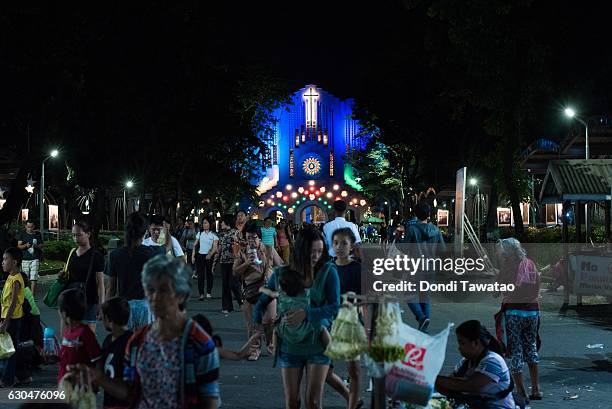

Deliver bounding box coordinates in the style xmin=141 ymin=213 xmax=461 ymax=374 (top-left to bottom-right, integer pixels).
xmin=216 ymin=0 xmax=612 ymax=139
xmin=3 ymin=1 xmax=612 ymax=143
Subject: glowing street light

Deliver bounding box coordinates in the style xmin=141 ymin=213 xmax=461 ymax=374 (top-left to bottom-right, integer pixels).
xmin=41 ymin=149 xmax=59 ymax=234
xmin=564 ymin=107 xmax=589 ymax=159
xmin=123 ymin=180 xmax=134 ymax=226
xmin=469 ymin=178 xmax=477 ymax=186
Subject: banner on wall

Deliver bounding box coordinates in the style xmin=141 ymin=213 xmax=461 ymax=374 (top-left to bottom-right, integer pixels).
xmin=496 ymin=207 xmax=511 ymax=227
xmin=21 ymin=209 xmax=29 ymax=222
xmin=49 ymin=205 xmax=59 ymax=230
xmin=437 ymin=209 xmax=449 ymax=227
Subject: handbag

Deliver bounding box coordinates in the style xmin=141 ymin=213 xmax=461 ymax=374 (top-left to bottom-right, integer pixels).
xmin=43 ymin=248 xmax=77 ymax=308
xmin=0 ymin=332 xmax=16 ymax=359
xmin=243 ymin=278 xmax=265 ymax=304
xmin=65 ymin=249 xmax=97 ymax=304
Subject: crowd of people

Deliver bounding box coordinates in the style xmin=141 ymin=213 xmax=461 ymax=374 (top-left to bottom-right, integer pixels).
xmin=0 ymin=199 xmax=543 ymax=409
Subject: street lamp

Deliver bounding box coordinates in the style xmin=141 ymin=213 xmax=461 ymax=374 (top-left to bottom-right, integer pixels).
xmin=564 ymin=107 xmax=589 ymax=159
xmin=565 ymin=107 xmax=591 ymax=237
xmin=40 ymin=149 xmax=59 ymax=235
xmin=470 ymin=178 xmax=480 ymax=238
xmin=123 ymin=180 xmax=134 ymax=226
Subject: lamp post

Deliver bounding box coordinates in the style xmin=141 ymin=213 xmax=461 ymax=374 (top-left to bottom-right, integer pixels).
xmin=123 ymin=180 xmax=134 ymax=227
xmin=565 ymin=107 xmax=590 ymax=238
xmin=469 ymin=178 xmax=479 ymax=238
xmin=40 ymin=149 xmax=59 ymax=236
xmin=564 ymin=107 xmax=589 ymax=159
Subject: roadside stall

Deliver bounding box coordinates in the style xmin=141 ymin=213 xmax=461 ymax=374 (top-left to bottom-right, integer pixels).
xmin=539 ymin=159 xmax=612 ymax=307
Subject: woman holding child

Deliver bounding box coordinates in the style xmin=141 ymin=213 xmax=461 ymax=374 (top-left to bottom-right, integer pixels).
xmin=253 ymin=227 xmax=340 ymax=409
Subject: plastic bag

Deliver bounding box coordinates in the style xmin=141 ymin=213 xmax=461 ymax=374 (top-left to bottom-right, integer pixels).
xmin=325 ymin=302 xmax=368 ymax=360
xmin=0 ymin=332 xmax=16 ymax=359
xmin=385 ymin=322 xmax=453 ymax=407
xmin=368 ymin=303 xmax=405 ymax=365
xmin=59 ymin=368 xmax=97 ymax=409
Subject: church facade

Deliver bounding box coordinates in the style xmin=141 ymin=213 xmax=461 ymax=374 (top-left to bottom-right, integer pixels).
xmin=253 ymin=84 xmax=371 ymax=224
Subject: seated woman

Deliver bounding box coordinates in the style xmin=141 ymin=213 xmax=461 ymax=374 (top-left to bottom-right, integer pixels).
xmin=435 ymin=320 xmax=515 ymax=409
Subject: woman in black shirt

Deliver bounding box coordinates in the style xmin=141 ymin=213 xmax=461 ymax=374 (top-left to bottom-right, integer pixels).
xmin=64 ymin=221 xmax=105 ymax=331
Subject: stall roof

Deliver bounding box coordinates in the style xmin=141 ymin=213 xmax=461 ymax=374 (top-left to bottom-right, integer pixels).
xmin=539 ymin=159 xmax=612 ymax=203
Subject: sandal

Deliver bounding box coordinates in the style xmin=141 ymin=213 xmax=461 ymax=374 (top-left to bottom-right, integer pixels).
xmin=529 ymin=392 xmax=543 ymax=400
xmin=247 ymin=350 xmax=260 ymax=361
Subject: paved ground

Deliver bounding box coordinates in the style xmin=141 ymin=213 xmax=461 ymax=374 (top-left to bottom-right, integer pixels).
xmin=2 ymin=269 xmax=612 ymax=408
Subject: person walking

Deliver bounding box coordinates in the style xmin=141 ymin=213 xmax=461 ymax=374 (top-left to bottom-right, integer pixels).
xmin=78 ymin=256 xmax=221 ymax=409
xmin=276 ymin=220 xmax=293 ymax=263
xmin=496 ymin=238 xmax=542 ymax=406
xmin=106 ymin=212 xmax=163 ymax=330
xmin=1 ymin=247 xmax=26 ymax=387
xmin=192 ymin=217 xmax=218 ymax=301
xmin=404 ymin=202 xmax=446 ymax=331
xmin=323 ymin=201 xmax=363 ymax=260
xmin=17 ymin=221 xmax=44 ymax=296
xmin=233 ymin=222 xmax=278 ymax=361
xmin=216 ymin=214 xmax=243 ymax=313
xmin=253 ymin=227 xmax=340 ymax=409
xmin=180 ymin=219 xmax=198 ymax=274
xmin=261 ymin=217 xmax=277 ymax=251
xmin=143 ymin=215 xmax=185 ymax=261
xmin=64 ymin=221 xmax=105 ymax=332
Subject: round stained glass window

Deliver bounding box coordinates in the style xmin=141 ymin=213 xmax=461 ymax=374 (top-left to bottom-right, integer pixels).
xmin=302 ymin=156 xmax=322 ymax=176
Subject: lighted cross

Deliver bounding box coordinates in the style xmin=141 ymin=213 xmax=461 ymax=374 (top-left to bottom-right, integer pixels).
xmin=303 ymin=86 xmax=319 ymax=129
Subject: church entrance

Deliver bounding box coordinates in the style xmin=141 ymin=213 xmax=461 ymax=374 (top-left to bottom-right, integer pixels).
xmin=300 ymin=205 xmax=328 ymax=225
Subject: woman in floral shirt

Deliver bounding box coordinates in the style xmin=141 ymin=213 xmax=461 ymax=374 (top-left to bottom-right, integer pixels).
xmin=81 ymin=255 xmax=220 ymax=409
xmin=217 ymin=214 xmax=243 ymax=313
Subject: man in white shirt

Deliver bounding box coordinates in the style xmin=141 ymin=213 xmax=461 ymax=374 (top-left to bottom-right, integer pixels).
xmin=323 ymin=200 xmax=363 ymax=259
xmin=143 ymin=215 xmax=185 ymax=260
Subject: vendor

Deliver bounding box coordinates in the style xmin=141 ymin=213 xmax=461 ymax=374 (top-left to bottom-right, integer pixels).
xmin=435 ymin=320 xmax=515 ymax=409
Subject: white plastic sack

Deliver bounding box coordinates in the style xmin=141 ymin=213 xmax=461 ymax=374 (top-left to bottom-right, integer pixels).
xmin=385 ymin=322 xmax=453 ymax=406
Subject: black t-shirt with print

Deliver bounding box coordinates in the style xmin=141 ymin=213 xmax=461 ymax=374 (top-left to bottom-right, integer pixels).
xmin=102 ymin=331 xmax=133 ymax=408
xmin=17 ymin=231 xmax=44 ymax=261
xmin=66 ymin=248 xmax=105 ymax=305
xmin=106 ymin=245 xmax=163 ymax=301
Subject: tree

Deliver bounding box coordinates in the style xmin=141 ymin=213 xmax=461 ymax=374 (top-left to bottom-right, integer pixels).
xmin=347 ymin=140 xmax=418 ymax=218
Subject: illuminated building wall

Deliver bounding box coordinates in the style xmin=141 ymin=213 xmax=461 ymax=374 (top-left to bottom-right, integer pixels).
xmin=255 ymin=84 xmax=371 ymax=222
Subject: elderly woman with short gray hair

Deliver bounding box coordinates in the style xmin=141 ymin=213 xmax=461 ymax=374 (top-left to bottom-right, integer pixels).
xmin=496 ymin=238 xmax=542 ymax=405
xmin=82 ymin=255 xmax=220 ymax=409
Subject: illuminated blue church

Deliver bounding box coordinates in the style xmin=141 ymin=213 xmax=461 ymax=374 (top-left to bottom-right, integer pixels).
xmin=253 ymin=84 xmax=372 ymax=224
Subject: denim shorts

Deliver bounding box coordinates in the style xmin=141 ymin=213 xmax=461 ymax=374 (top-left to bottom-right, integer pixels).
xmin=83 ymin=304 xmax=98 ymax=324
xmin=277 ymin=351 xmax=331 ymax=368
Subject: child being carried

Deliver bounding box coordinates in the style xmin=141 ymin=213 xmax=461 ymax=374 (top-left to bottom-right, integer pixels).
xmin=259 ymin=268 xmax=330 ymax=348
